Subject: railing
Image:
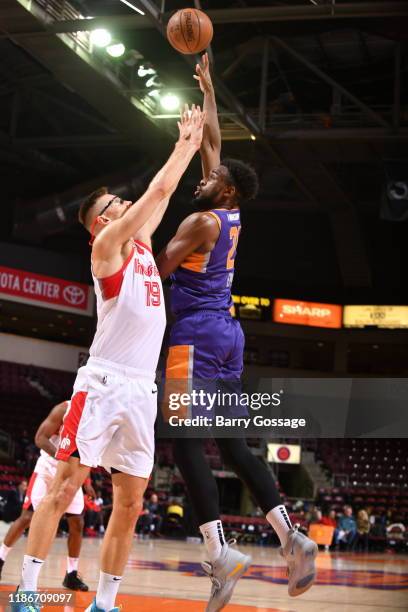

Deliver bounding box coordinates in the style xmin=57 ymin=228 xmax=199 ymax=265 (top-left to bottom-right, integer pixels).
xmin=29 ymin=0 xmax=158 ymax=116
xmin=35 ymin=0 xmax=92 ymax=54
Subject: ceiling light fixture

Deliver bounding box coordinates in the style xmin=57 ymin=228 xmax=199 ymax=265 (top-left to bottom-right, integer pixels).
xmin=107 ymin=42 xmax=126 ymax=57
xmin=160 ymin=93 xmax=180 ymax=112
xmin=90 ymin=28 xmax=112 ymax=48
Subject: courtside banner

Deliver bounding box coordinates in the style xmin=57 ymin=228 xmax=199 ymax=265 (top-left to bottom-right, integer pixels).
xmin=274 ymin=299 xmax=342 ymax=328
xmin=156 ymin=377 xmax=408 ymax=438
xmin=0 ymin=265 xmax=94 ymax=316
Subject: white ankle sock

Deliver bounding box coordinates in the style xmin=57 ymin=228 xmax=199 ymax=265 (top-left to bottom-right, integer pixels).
xmin=66 ymin=556 xmax=79 ymax=573
xmin=266 ymin=504 xmax=292 ymax=546
xmin=0 ymin=543 xmax=12 ymax=561
xmin=96 ymin=571 xmax=122 ymax=611
xmin=21 ymin=554 xmax=44 ymax=591
xmin=200 ymin=520 xmax=225 ymax=563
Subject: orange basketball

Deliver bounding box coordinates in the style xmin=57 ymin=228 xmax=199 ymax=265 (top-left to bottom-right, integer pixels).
xmin=167 ymin=8 xmax=213 ymax=55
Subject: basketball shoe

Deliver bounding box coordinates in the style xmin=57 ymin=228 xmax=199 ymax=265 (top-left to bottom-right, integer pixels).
xmin=10 ymin=589 xmax=40 ymax=612
xmin=202 ymin=540 xmax=252 ymax=612
xmin=62 ymin=570 xmax=89 ymax=591
xmin=280 ymin=524 xmax=318 ymax=596
xmin=84 ymin=598 xmax=121 ymax=612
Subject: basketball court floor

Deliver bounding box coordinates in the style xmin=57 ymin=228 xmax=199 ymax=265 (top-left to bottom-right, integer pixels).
xmin=0 ymin=537 xmax=407 ymax=611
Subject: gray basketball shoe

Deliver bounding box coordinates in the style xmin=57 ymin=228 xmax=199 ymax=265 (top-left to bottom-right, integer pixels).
xmin=280 ymin=525 xmax=318 ymax=596
xmin=202 ymin=541 xmax=252 ymax=611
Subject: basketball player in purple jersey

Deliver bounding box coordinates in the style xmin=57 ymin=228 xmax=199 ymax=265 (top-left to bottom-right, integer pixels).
xmin=157 ymin=54 xmax=318 ymax=611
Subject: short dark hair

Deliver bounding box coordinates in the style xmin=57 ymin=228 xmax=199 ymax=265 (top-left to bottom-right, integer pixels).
xmin=78 ymin=186 xmax=108 ymax=229
xmin=222 ymin=158 xmax=259 ymax=204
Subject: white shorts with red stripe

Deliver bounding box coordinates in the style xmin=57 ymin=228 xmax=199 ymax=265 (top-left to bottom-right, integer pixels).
xmin=23 ymin=467 xmax=84 ymax=514
xmin=56 ymin=357 xmax=157 ymax=479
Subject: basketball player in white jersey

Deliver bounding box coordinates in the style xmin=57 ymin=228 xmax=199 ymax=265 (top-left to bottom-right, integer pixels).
xmin=13 ymin=106 xmax=206 ymax=612
xmin=0 ymin=401 xmax=91 ymax=590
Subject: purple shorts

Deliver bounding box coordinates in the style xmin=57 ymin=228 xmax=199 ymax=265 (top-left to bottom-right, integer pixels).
xmin=163 ymin=311 xmax=247 ymax=419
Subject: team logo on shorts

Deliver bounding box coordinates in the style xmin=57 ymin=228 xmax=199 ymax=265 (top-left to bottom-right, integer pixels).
xmin=60 ymin=436 xmax=71 ymax=450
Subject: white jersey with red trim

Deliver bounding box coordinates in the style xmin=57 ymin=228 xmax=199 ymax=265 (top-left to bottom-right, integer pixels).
xmin=34 ymin=434 xmax=59 ymax=477
xmin=89 ymin=240 xmax=166 ymax=374
xmin=34 ymin=401 xmax=70 ymax=477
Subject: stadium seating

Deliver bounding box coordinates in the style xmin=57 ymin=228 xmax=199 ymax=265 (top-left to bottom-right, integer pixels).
xmin=316 ymin=439 xmax=408 ymax=522
xmin=0 ymin=360 xmax=74 ymax=437
xmin=317 ymin=439 xmax=407 ymax=481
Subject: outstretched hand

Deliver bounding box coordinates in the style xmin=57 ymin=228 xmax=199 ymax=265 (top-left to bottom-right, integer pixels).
xmin=194 ymin=52 xmax=213 ymax=94
xmin=177 ymin=104 xmax=206 ymax=149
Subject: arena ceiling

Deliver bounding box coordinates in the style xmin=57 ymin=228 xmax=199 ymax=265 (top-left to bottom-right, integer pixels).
xmin=0 ymin=0 xmax=407 ymax=304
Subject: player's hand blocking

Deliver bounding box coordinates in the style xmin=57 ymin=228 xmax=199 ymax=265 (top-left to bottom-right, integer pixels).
xmin=177 ymin=104 xmax=206 ymax=150
xmin=194 ymin=52 xmax=213 ymax=94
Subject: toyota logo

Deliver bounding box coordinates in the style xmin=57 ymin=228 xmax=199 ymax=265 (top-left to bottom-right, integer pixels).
xmin=63 ymin=285 xmax=86 ymax=306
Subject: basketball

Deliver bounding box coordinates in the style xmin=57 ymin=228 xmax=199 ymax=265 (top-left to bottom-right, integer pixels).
xmin=167 ymin=8 xmax=213 ymax=55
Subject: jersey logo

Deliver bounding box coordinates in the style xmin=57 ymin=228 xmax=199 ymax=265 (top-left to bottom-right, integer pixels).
xmin=134 ymin=258 xmax=159 ymax=277
xmin=60 ymin=436 xmax=71 ymax=450
xmin=228 ymin=212 xmax=240 ymax=222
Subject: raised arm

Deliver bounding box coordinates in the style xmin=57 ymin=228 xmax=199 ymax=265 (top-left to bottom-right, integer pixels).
xmin=138 ymin=104 xmax=208 ymax=243
xmin=34 ymin=401 xmax=68 ymax=458
xmin=194 ymin=53 xmax=221 ymax=179
xmin=137 ymin=196 xmax=170 ymax=242
xmin=93 ymin=106 xmax=205 ymax=259
xmin=156 ymin=212 xmax=220 ymax=281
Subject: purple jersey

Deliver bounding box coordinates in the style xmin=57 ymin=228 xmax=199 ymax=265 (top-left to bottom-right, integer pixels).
xmin=170 ymin=208 xmax=241 ymax=316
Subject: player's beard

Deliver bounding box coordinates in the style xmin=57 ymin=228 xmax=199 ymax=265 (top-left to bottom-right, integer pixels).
xmin=191 ymin=194 xmax=216 ymax=211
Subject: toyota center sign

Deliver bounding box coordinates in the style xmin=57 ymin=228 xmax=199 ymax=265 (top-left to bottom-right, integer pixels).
xmin=0 ymin=265 xmax=94 ymax=316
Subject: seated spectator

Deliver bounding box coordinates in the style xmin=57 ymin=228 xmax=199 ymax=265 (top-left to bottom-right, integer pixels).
xmin=318 ymin=509 xmax=337 ymax=550
xmin=352 ymin=510 xmax=370 ymax=552
xmin=334 ymin=505 xmax=356 ymax=550
xmin=162 ymin=498 xmax=185 ymax=539
xmin=387 ymin=522 xmax=406 ymax=535
xmin=321 ymin=509 xmax=337 ymax=528
xmin=309 ymin=509 xmax=323 ymax=525
xmin=305 ymin=503 xmax=319 ymax=524
xmin=146 ymin=493 xmax=163 ymax=535
xmin=386 ymin=522 xmax=406 ymax=552
xmin=137 ymin=498 xmax=153 ymax=537
xmin=167 ymin=499 xmax=184 ymax=519
xmin=3 ymin=480 xmax=27 ymax=523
